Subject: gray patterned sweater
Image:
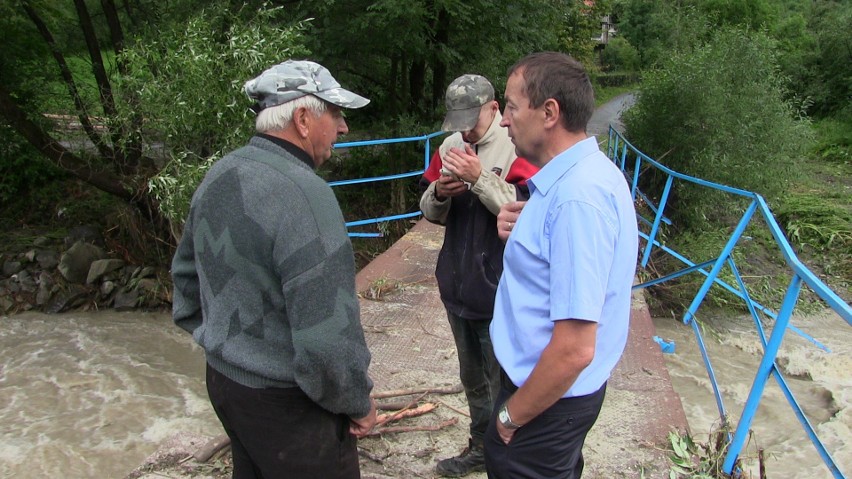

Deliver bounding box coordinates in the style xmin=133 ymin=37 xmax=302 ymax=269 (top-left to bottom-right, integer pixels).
xmin=171 ymin=135 xmax=373 ymax=418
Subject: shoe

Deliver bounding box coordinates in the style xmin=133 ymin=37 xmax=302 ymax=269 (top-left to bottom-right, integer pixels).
xmin=435 ymin=439 xmax=486 ymax=477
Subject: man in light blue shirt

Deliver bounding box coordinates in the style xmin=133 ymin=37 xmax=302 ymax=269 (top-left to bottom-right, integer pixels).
xmin=485 ymin=52 xmax=639 ymax=479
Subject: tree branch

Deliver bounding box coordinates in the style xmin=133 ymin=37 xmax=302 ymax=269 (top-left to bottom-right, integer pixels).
xmin=21 ymin=1 xmax=113 ymax=160
xmin=0 ymin=84 xmax=133 ymax=201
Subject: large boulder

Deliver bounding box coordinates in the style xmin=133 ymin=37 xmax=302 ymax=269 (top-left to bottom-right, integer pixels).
xmin=58 ymin=242 xmax=106 ymax=284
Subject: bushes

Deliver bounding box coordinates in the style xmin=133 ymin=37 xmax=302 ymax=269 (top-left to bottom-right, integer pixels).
xmin=623 ymin=27 xmax=812 ymax=229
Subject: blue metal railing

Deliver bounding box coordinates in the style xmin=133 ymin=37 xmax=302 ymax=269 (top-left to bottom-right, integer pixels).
xmin=331 ymin=131 xmax=445 ymax=237
xmin=606 ymin=126 xmax=851 ymax=479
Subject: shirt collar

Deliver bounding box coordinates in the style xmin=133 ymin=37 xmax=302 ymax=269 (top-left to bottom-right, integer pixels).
xmin=256 ymin=133 xmax=315 ymax=169
xmin=528 ymin=136 xmax=599 ymax=196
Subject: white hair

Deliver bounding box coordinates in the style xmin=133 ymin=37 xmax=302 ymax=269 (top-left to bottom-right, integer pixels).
xmin=255 ymin=95 xmax=327 ymax=133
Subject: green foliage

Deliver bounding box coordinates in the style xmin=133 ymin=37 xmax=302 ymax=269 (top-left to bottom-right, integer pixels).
xmin=599 ymin=37 xmax=641 ymax=72
xmin=0 ymin=123 xmax=65 ymax=208
xmin=288 ymin=0 xmax=566 ymax=121
xmin=127 ymin=4 xmax=310 ymax=224
xmin=666 ymin=430 xmax=743 ymax=479
xmin=615 ymin=0 xmax=712 ymax=68
xmin=779 ymin=1 xmax=852 ymax=119
xmin=623 ymin=27 xmax=812 ymax=229
xmin=776 ymin=194 xmax=852 ymax=250
xmin=118 ymin=4 xmax=310 ymax=160
xmin=812 ymin=117 xmax=852 ymax=166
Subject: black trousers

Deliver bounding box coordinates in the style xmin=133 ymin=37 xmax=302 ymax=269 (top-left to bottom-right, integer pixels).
xmin=484 ymin=372 xmax=607 ymax=479
xmin=206 ymin=364 xmax=360 ymax=479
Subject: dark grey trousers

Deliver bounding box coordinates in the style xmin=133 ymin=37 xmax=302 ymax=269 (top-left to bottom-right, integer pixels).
xmin=446 ymin=311 xmax=501 ymax=445
xmin=206 ymin=364 xmax=360 ymax=479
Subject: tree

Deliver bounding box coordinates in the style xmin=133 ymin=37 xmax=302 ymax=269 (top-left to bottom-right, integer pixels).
xmin=623 ymin=27 xmax=812 ymax=228
xmin=0 ymin=1 xmax=309 ymax=239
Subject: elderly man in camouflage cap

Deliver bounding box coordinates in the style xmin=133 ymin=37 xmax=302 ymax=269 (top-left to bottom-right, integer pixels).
xmin=419 ymin=74 xmax=537 ymax=477
xmin=172 ymin=59 xmax=376 ymax=479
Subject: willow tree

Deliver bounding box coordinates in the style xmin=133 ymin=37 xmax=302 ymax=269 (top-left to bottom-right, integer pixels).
xmin=0 ymin=1 xmax=311 ymax=248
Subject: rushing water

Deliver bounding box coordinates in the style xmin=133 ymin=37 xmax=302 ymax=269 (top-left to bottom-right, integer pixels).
xmin=0 ymin=311 xmax=220 ymax=478
xmin=653 ymin=309 xmax=851 ymax=479
xmin=1 ymin=308 xmax=848 ymax=478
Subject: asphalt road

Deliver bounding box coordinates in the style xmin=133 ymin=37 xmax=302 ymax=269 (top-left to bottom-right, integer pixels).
xmin=588 ymin=92 xmax=636 ymax=138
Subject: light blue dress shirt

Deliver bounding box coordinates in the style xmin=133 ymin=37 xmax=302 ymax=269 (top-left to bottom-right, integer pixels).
xmin=490 ymin=137 xmax=639 ymax=397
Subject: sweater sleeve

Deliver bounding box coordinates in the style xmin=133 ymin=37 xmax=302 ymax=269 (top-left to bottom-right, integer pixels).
xmin=276 ymin=182 xmax=373 ymax=418
xmin=171 ymin=214 xmax=203 ymax=334
xmin=470 ymin=157 xmax=539 ymax=215
xmin=470 ymin=169 xmax=520 ymax=216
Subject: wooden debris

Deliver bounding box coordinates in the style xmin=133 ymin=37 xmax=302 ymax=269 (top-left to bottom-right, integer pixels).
xmin=367 ymin=418 xmax=459 ymax=437
xmin=376 ymin=400 xmax=412 ymax=411
xmin=371 ymin=384 xmax=463 ymax=399
xmin=193 ymin=434 xmax=231 ymax=463
xmin=434 ymin=398 xmax=470 ymax=418
xmin=375 ymin=403 xmax=437 ymax=427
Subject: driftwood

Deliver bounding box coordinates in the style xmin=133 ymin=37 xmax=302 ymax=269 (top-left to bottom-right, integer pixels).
xmin=367 ymin=418 xmax=459 ymax=436
xmin=377 ymin=400 xmax=412 ymax=411
xmin=375 ymin=403 xmax=437 ymax=427
xmin=370 ymin=384 xmax=463 ymax=399
xmin=193 ymin=434 xmax=231 ymax=463
xmin=435 ymin=398 xmax=471 ymax=418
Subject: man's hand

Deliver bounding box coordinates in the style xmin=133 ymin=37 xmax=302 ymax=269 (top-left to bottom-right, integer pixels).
xmin=434 ymin=174 xmax=468 ymax=199
xmin=442 ymin=144 xmax=482 ymax=184
xmin=497 ymin=201 xmax=526 ymax=242
xmin=496 ymin=420 xmax=517 ymax=445
xmin=349 ymin=398 xmax=377 ymax=438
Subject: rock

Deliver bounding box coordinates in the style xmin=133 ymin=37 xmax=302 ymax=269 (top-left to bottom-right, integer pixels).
xmin=24 ymin=250 xmax=37 ymax=262
xmin=36 ymin=273 xmax=56 ymax=306
xmin=37 ymin=250 xmax=60 ymax=270
xmin=0 ymin=296 xmax=13 ymax=313
xmin=3 ymin=260 xmax=23 ymax=277
xmin=100 ymin=280 xmax=116 ymax=297
xmin=64 ymin=225 xmax=105 ymax=248
xmin=13 ymin=270 xmax=37 ymax=293
xmin=44 ymin=285 xmax=89 ymax=314
xmin=86 ymin=259 xmax=126 ymax=284
xmin=33 ymin=236 xmax=50 ymax=247
xmin=58 ymin=242 xmax=106 ymax=284
xmin=113 ymin=289 xmax=140 ymax=311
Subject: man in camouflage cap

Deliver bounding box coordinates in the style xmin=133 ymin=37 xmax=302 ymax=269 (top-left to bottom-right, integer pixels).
xmin=172 ymin=59 xmax=376 ymax=478
xmin=419 ymin=74 xmax=537 ymax=477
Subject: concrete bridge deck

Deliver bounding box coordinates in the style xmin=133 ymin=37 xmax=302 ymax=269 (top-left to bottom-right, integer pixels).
xmin=353 ymin=219 xmax=689 ymax=478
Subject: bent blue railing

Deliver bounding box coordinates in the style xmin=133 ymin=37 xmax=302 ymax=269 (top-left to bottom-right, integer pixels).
xmin=331 ymin=131 xmax=445 ymax=237
xmin=606 ymin=126 xmax=851 ymax=479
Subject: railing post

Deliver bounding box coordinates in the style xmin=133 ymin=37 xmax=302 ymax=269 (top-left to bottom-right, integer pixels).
xmin=722 ymin=274 xmax=802 ymax=475
xmin=640 ymin=175 xmax=673 ymax=268
xmin=682 ymin=199 xmax=758 ymax=325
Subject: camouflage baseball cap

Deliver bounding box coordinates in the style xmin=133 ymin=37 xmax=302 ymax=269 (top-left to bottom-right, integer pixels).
xmin=441 ymin=74 xmax=495 ymax=132
xmin=244 ymin=60 xmax=369 ymax=112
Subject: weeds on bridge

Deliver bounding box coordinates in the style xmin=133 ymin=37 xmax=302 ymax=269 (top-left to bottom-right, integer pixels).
xmin=661 ymin=428 xmax=764 ymax=479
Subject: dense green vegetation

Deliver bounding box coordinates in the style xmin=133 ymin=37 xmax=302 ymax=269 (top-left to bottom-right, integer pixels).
xmin=614 ymin=0 xmax=851 ymax=312
xmin=0 ymin=0 xmax=849 ymax=310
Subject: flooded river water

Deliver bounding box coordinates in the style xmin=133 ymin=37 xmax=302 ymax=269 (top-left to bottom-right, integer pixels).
xmin=653 ymin=309 xmax=850 ymax=479
xmin=0 ymin=308 xmax=848 ymax=478
xmin=0 ymin=311 xmax=220 ymax=478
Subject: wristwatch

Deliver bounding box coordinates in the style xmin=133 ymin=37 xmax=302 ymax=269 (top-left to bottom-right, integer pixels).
xmin=498 ymin=402 xmax=522 ymax=430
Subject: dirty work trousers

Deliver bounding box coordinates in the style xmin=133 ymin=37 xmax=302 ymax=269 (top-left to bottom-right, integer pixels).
xmin=484 ymin=372 xmax=606 ymax=479
xmin=446 ymin=311 xmax=501 ymax=445
xmin=206 ymin=364 xmax=360 ymax=479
